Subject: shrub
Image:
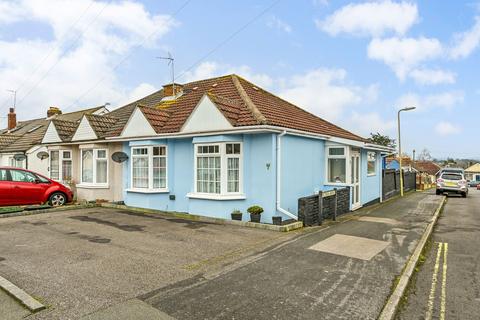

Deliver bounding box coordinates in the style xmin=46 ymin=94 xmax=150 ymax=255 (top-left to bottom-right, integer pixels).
xmin=247 ymin=205 xmax=264 ymax=215
xmin=231 ymin=209 xmax=242 ymax=215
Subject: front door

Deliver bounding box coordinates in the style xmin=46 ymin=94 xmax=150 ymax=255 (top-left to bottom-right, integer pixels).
xmin=351 ymin=151 xmax=361 ymax=209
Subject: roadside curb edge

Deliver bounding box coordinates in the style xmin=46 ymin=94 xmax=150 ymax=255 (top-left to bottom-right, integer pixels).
xmin=0 ymin=275 xmax=45 ymax=312
xmin=378 ymin=195 xmax=447 ymax=320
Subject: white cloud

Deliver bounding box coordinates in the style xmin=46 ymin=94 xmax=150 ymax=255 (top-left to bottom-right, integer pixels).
xmin=317 ymin=1 xmax=418 ymax=37
xmin=409 ymin=68 xmax=456 ymax=85
xmin=0 ymin=0 xmax=175 ymax=119
xmin=181 ymin=61 xmax=274 ymax=88
xmin=278 ymin=68 xmax=377 ymax=121
xmin=367 ymin=37 xmax=443 ymax=80
xmin=396 ymin=91 xmax=464 ymax=111
xmin=435 ymin=121 xmax=461 ymax=135
xmin=123 ymin=83 xmax=157 ymax=105
xmin=449 ymin=16 xmax=480 ymax=59
xmin=266 ymin=15 xmax=292 ymax=33
xmin=345 ymin=111 xmax=395 ymax=136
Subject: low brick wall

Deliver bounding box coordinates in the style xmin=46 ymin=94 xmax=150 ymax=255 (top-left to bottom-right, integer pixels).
xmin=298 ymin=187 xmax=350 ymax=226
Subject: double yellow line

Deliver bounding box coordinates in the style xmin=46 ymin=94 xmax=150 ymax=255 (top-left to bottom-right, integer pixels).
xmin=425 ymin=242 xmax=449 ymax=320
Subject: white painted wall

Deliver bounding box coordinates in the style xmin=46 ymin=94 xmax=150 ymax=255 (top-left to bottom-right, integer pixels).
xmin=27 ymin=146 xmax=49 ymax=176
xmin=121 ymin=108 xmax=156 ymax=137
xmin=181 ymin=95 xmax=233 ymax=133
xmin=42 ymin=122 xmax=61 ymax=143
xmin=72 ymin=116 xmax=97 ymax=141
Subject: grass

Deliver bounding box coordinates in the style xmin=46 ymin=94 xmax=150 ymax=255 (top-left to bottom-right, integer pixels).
xmin=0 ymin=206 xmax=24 ymax=214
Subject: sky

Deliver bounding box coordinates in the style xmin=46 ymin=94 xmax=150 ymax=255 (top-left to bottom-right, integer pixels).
xmin=0 ymin=0 xmax=479 ymax=159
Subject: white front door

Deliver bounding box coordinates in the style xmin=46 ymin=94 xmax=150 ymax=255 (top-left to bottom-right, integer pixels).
xmin=351 ymin=151 xmax=361 ymax=209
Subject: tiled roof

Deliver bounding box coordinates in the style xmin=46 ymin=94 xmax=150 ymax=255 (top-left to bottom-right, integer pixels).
xmin=52 ymin=119 xmax=78 ymax=142
xmin=413 ymin=161 xmax=441 ymax=175
xmin=112 ymin=74 xmax=365 ymax=141
xmin=0 ymin=134 xmax=21 ymax=149
xmin=0 ymin=106 xmax=104 ymax=152
xmin=465 ymin=163 xmax=480 ymax=173
xmin=85 ymin=114 xmax=119 ymax=138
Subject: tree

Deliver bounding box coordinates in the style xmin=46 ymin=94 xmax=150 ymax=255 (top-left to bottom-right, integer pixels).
xmin=417 ymin=148 xmax=432 ymax=161
xmin=369 ymin=132 xmax=396 ymax=149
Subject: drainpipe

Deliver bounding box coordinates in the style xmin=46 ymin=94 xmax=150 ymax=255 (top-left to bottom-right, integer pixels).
xmin=276 ymin=131 xmax=297 ymax=220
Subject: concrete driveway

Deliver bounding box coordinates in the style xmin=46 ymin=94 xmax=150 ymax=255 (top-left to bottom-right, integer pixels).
xmin=0 ymin=207 xmax=292 ymax=320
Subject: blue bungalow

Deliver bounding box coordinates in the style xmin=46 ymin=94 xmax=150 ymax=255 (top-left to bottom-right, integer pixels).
xmin=105 ymin=75 xmax=391 ymax=223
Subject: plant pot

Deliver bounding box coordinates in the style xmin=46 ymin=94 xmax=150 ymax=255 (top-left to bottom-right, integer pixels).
xmin=250 ymin=213 xmax=261 ymax=223
xmin=272 ymin=216 xmax=282 ymax=225
xmin=231 ymin=212 xmax=243 ymax=221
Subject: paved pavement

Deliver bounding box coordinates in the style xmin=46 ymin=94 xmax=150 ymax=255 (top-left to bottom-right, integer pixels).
xmin=0 ymin=207 xmax=292 ymax=320
xmin=143 ymin=192 xmax=442 ymax=320
xmin=0 ymin=288 xmax=30 ymax=320
xmin=396 ymin=189 xmax=480 ymax=320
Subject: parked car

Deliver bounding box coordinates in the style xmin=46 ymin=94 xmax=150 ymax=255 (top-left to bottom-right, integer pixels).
xmin=0 ymin=167 xmax=73 ymax=206
xmin=438 ymin=167 xmax=465 ymax=177
xmin=477 ymin=184 xmax=480 ymax=191
xmin=468 ymin=180 xmax=480 ymax=187
xmin=436 ymin=172 xmax=468 ymax=197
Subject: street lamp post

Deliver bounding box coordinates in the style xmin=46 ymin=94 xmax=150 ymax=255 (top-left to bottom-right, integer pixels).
xmin=398 ymin=107 xmax=416 ymax=196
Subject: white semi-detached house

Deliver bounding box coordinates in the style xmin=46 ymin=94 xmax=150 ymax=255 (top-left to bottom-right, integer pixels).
xmin=41 ymin=105 xmax=134 ymax=202
xmin=0 ymin=107 xmax=106 ymax=175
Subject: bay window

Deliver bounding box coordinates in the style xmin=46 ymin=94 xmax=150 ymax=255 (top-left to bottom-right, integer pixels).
xmin=327 ymin=146 xmax=347 ymax=184
xmin=81 ymin=149 xmax=108 ymax=186
xmin=49 ymin=150 xmax=72 ymax=182
xmin=367 ymin=151 xmax=377 ymax=176
xmin=131 ymin=146 xmax=167 ymax=191
xmin=193 ymin=142 xmax=243 ymax=197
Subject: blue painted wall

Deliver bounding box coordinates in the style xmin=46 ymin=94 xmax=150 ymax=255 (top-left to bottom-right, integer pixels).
xmin=123 ymin=133 xmax=277 ymax=223
xmin=279 ymin=135 xmax=325 ymax=217
xmin=122 ymin=132 xmax=383 ymax=223
xmin=386 ymin=159 xmax=400 ymax=170
xmin=360 ymin=149 xmax=382 ymax=204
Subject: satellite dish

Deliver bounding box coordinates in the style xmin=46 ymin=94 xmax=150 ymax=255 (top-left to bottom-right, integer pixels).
xmin=13 ymin=154 xmax=26 ymax=161
xmin=111 ymin=152 xmax=129 ymax=163
xmin=37 ymin=151 xmax=49 ymax=160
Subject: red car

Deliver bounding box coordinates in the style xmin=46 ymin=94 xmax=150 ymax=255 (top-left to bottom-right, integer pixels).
xmin=0 ymin=167 xmax=73 ymax=206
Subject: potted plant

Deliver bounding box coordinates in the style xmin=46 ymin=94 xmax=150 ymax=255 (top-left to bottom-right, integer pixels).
xmin=272 ymin=216 xmax=282 ymax=225
xmin=247 ymin=205 xmax=263 ymax=223
xmin=231 ymin=209 xmax=243 ymax=221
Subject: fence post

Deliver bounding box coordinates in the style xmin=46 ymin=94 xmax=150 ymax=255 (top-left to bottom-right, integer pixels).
xmin=333 ymin=188 xmax=338 ymax=221
xmin=318 ymin=191 xmax=323 ymax=225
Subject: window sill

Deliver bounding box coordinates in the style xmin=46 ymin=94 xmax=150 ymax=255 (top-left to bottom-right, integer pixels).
xmin=77 ymin=184 xmax=109 ymax=189
xmin=126 ymin=188 xmax=169 ymax=194
xmin=186 ymin=193 xmax=246 ymax=200
xmin=367 ymin=173 xmax=377 ymax=177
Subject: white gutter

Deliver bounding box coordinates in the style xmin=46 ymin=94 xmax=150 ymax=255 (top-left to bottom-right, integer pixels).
xmin=276 ymin=130 xmax=297 ymax=220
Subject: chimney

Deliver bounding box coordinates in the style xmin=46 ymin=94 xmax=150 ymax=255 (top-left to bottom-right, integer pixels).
xmin=7 ymin=108 xmax=16 ymax=130
xmin=162 ymin=83 xmax=183 ymax=97
xmin=47 ymin=106 xmax=62 ymax=118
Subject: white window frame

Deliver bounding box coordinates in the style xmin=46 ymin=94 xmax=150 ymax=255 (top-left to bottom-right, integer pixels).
xmin=325 ymin=145 xmax=349 ymax=185
xmin=8 ymin=157 xmax=26 ymax=169
xmin=127 ymin=145 xmax=168 ymax=193
xmin=367 ymin=151 xmax=377 ymax=176
xmin=188 ymin=142 xmax=244 ymax=200
xmin=79 ymin=148 xmax=109 ymax=188
xmin=49 ymin=150 xmax=72 ymax=182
